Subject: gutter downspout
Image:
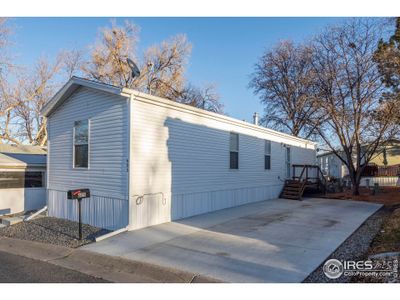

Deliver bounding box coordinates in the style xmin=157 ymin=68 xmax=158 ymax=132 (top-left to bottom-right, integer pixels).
xmin=25 ymin=206 xmax=48 ymax=221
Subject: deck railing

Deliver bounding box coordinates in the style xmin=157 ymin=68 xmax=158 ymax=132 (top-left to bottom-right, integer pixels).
xmin=291 ymin=164 xmax=327 ymax=192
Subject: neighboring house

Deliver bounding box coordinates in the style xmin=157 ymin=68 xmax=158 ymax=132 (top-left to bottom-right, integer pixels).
xmin=41 ymin=77 xmax=317 ymax=231
xmin=317 ymin=151 xmax=348 ymax=179
xmin=317 ymin=140 xmax=400 ymax=186
xmin=369 ymin=139 xmax=400 ymax=167
xmin=0 ymin=144 xmax=47 ymax=215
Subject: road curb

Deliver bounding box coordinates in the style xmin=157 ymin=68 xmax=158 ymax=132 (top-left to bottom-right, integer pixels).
xmin=0 ymin=237 xmax=220 ymax=283
xmin=0 ymin=237 xmax=72 ymax=262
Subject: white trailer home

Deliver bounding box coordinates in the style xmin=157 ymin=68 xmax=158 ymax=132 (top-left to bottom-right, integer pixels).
xmin=41 ymin=77 xmax=316 ymax=230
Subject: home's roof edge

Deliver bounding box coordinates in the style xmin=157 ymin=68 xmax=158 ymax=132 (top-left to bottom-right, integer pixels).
xmin=41 ymin=77 xmax=126 ymax=117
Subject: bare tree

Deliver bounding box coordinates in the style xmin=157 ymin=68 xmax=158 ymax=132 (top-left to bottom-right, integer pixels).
xmin=249 ymin=40 xmax=320 ymax=139
xmin=62 ymin=49 xmax=85 ymax=78
xmin=12 ymin=55 xmax=65 ymax=145
xmin=0 ymin=19 xmax=223 ymax=145
xmin=0 ymin=18 xmax=19 ymax=144
xmin=83 ymin=20 xmax=140 ymax=87
xmin=82 ymin=20 xmax=222 ymax=111
xmin=1 ymin=51 xmax=68 ymax=145
xmin=0 ymin=76 xmax=20 ymax=144
xmin=136 ymin=34 xmax=191 ymax=99
xmin=374 ymin=18 xmax=400 ymax=126
xmin=177 ymin=83 xmax=223 ymax=113
xmin=310 ymin=18 xmax=399 ymax=195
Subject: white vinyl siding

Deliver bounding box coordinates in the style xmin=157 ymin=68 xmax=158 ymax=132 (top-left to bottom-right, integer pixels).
xmin=47 ymin=87 xmax=129 ymax=230
xmin=130 ymin=95 xmax=316 ymax=229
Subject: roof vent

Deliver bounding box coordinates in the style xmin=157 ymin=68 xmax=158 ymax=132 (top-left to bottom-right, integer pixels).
xmin=253 ymin=112 xmax=259 ymax=125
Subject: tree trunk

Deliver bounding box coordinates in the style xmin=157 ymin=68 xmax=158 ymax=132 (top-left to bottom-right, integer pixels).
xmin=352 ymin=182 xmax=360 ymax=196
xmin=350 ymin=171 xmax=362 ymax=196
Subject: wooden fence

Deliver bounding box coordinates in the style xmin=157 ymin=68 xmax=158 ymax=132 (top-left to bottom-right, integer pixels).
xmin=361 ymin=164 xmax=400 ymax=177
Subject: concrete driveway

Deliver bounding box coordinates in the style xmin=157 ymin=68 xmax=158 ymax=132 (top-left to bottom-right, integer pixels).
xmin=84 ymin=198 xmax=381 ymax=282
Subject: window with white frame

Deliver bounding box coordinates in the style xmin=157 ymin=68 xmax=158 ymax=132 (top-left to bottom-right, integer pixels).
xmin=264 ymin=140 xmax=271 ymax=170
xmin=73 ymin=119 xmax=89 ymax=168
xmin=229 ymin=132 xmax=239 ymax=169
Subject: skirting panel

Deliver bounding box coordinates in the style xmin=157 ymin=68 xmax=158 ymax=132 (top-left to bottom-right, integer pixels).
xmin=171 ymin=184 xmax=282 ymax=220
xmin=48 ymin=189 xmax=129 ymax=230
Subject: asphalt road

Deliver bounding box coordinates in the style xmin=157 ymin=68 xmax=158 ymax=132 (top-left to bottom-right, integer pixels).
xmin=0 ymin=250 xmax=108 ymax=283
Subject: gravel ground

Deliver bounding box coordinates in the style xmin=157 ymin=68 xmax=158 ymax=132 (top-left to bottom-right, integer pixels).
xmin=303 ymin=207 xmax=390 ymax=283
xmin=0 ymin=216 xmax=110 ymax=248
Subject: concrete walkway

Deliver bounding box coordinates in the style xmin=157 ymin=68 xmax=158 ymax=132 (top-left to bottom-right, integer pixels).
xmin=84 ymin=198 xmax=382 ymax=283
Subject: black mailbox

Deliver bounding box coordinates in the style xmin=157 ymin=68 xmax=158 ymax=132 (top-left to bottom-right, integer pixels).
xmin=66 ymin=188 xmax=90 ymax=241
xmin=67 ymin=189 xmax=90 ymax=200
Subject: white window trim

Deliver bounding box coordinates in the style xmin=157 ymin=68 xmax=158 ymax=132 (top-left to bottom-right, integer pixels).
xmin=72 ymin=119 xmax=90 ymax=170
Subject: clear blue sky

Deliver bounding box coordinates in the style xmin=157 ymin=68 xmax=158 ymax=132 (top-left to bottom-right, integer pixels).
xmin=9 ymin=17 xmax=343 ymax=122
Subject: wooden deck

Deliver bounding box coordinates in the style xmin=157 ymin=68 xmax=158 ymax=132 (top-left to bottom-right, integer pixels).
xmin=280 ymin=165 xmax=327 ymax=200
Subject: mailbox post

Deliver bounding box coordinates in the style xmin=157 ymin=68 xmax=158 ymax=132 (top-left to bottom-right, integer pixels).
xmin=67 ymin=189 xmax=90 ymax=240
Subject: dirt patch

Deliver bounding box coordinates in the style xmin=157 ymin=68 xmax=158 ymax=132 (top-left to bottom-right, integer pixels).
xmin=324 ymin=186 xmax=400 ymax=207
xmin=369 ymin=208 xmax=400 ymax=254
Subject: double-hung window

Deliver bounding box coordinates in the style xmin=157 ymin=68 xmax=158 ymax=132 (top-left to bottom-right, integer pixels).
xmin=73 ymin=119 xmax=89 ymax=168
xmin=264 ymin=140 xmax=271 ymax=170
xmin=229 ymin=132 xmax=239 ymax=169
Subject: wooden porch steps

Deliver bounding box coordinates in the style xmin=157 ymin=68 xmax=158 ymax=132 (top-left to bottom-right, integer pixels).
xmin=280 ymin=164 xmax=327 ymax=200
xmin=280 ymin=180 xmax=306 ymax=200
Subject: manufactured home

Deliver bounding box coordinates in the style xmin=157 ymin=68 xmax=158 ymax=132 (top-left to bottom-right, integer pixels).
xmin=41 ymin=77 xmax=317 ymax=230
xmin=0 ymin=144 xmax=46 ymax=215
xmin=317 ymin=151 xmax=348 ymax=179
